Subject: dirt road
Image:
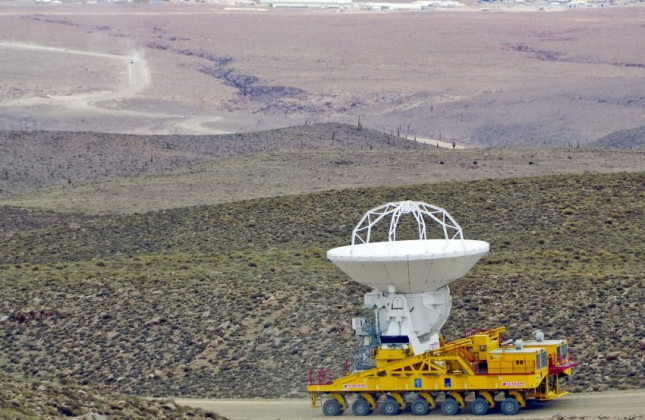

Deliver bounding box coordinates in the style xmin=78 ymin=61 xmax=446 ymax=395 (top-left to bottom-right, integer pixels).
xmin=0 ymin=41 xmax=227 ymax=135
xmin=176 ymin=391 xmax=645 ymax=419
xmin=414 ymin=136 xmax=466 ymax=150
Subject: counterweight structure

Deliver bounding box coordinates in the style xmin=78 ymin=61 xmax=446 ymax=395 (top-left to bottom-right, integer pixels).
xmin=308 ymin=201 xmax=577 ymax=416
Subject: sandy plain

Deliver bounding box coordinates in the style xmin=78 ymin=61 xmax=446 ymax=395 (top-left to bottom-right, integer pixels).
xmin=1 ymin=2 xmax=645 ymax=146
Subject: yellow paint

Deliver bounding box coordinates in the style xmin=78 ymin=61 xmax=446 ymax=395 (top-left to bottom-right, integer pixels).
xmin=390 ymin=392 xmax=406 ymax=410
xmin=360 ymin=392 xmax=377 ymax=410
xmin=418 ymin=391 xmax=436 ymax=409
xmin=308 ymin=326 xmax=576 ymax=411
xmin=331 ymin=393 xmax=347 ymax=411
xmin=509 ymin=390 xmax=526 ymax=408
xmin=449 ymin=391 xmax=465 ymax=408
xmin=479 ymin=391 xmax=495 ymax=408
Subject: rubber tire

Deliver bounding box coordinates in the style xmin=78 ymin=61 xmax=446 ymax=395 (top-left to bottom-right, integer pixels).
xmin=410 ymin=398 xmax=430 ymax=416
xmin=471 ymin=397 xmax=489 ymax=416
xmin=441 ymin=398 xmax=460 ymax=416
xmin=382 ymin=398 xmax=400 ymax=415
xmin=322 ymin=399 xmax=342 ymax=416
xmin=500 ymin=397 xmax=520 ymax=415
xmin=352 ymin=397 xmax=372 ymax=416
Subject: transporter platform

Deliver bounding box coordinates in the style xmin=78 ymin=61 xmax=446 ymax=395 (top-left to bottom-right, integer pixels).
xmin=308 ymin=326 xmax=577 ymax=416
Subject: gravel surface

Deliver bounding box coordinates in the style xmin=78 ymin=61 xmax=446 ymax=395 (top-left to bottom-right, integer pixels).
xmin=177 ymin=391 xmax=645 ymax=419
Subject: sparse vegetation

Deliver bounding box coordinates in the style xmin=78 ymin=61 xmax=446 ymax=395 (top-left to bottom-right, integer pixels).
xmin=0 ymin=124 xmax=424 ymax=200
xmin=587 ymin=125 xmax=645 ymax=149
xmin=2 ymin=125 xmax=644 ymax=215
xmin=1 ymin=172 xmax=643 ymax=401
xmin=0 ymin=372 xmax=224 ymax=419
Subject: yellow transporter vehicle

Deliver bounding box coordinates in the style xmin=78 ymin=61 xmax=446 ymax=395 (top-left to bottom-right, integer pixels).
xmin=308 ymin=201 xmax=577 ymax=416
xmin=308 ymin=327 xmax=577 ymax=416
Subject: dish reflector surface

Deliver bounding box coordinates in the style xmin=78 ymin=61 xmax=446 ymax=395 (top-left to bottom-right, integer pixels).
xmin=327 ymin=200 xmax=490 ymax=293
xmin=327 ymin=239 xmax=489 ymax=293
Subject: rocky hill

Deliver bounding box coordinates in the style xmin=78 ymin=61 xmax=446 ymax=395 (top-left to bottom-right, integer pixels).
xmin=0 ymin=123 xmax=424 ymax=198
xmin=0 ymin=372 xmax=224 ymax=419
xmin=587 ymin=125 xmax=645 ymax=149
xmin=3 ymin=126 xmax=645 ymax=216
xmin=1 ymin=172 xmax=643 ymax=401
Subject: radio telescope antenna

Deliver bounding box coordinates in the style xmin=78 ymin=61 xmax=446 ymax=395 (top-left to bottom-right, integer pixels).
xmin=327 ymin=200 xmax=489 ymax=354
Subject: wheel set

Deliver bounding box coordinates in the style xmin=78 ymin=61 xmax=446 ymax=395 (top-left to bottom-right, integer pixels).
xmin=410 ymin=398 xmax=430 ymax=416
xmin=322 ymin=393 xmax=524 ymax=416
xmin=470 ymin=397 xmax=490 ymax=416
xmin=322 ymin=398 xmax=343 ymax=416
xmin=351 ymin=397 xmax=372 ymax=416
xmin=500 ymin=397 xmax=520 ymax=416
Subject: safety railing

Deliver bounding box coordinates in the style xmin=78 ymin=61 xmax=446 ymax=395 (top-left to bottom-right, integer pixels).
xmin=308 ymin=369 xmax=335 ymax=386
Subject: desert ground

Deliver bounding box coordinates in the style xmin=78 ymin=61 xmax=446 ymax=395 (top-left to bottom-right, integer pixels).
xmin=1 ymin=1 xmax=645 ymax=419
xmin=1 ymin=1 xmax=645 ymax=147
xmin=177 ymin=391 xmax=645 ymax=419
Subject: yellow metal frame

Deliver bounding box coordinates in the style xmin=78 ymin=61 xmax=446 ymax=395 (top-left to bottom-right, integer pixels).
xmin=509 ymin=390 xmax=526 ymax=408
xmin=389 ymin=392 xmax=406 ymax=410
xmin=448 ymin=391 xmax=465 ymax=409
xmin=332 ymin=393 xmax=348 ymax=411
xmin=360 ymin=392 xmax=377 ymax=410
xmin=308 ymin=326 xmax=576 ymax=414
xmin=479 ymin=391 xmax=495 ymax=408
xmin=418 ymin=391 xmax=436 ymax=409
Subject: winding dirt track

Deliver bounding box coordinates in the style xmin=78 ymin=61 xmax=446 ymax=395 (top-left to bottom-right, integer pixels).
xmin=176 ymin=390 xmax=645 ymax=419
xmin=0 ymin=41 xmax=226 ymax=134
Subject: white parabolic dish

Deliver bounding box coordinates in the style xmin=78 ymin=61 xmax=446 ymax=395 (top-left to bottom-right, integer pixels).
xmin=327 ymin=239 xmax=489 ymax=294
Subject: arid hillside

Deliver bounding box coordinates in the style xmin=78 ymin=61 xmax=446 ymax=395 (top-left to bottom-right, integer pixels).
xmin=2 ymin=124 xmax=645 ymax=215
xmin=1 ymin=2 xmax=645 ymax=416
xmin=587 ymin=124 xmax=645 ymax=149
xmin=1 ymin=172 xmax=643 ymax=400
xmin=1 ymin=3 xmax=645 ymax=146
xmin=0 ymin=123 xmax=424 ymax=198
xmin=0 ymin=372 xmax=222 ymax=420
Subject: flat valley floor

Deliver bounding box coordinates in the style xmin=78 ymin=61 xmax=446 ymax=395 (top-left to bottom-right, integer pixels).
xmin=1 ymin=2 xmax=645 ymax=147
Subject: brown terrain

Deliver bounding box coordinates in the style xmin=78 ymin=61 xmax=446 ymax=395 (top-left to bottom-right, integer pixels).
xmin=1 ymin=1 xmax=644 ymax=419
xmin=1 ymin=1 xmax=645 ymax=147
xmin=2 ymin=124 xmax=645 ymax=214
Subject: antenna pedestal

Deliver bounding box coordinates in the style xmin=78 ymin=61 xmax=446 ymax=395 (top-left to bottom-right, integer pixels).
xmin=364 ymin=286 xmax=451 ymax=354
xmin=329 ymin=201 xmax=489 ymax=356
